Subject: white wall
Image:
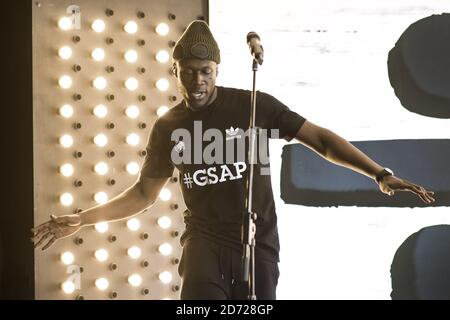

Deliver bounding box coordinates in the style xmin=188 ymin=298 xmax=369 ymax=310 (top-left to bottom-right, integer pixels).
xmin=210 ymin=0 xmax=450 ymax=299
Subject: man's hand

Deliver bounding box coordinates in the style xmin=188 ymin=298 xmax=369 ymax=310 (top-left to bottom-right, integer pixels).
xmin=31 ymin=214 xmax=82 ymax=250
xmin=378 ymin=175 xmax=435 ymax=204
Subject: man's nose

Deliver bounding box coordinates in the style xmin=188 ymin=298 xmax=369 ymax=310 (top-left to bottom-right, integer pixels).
xmin=193 ymin=71 xmax=205 ymax=84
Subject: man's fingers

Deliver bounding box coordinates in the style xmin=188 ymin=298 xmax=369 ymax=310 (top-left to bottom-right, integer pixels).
xmin=41 ymin=236 xmax=57 ymax=251
xmin=33 ymin=232 xmax=48 ymax=248
xmin=34 ymin=231 xmax=52 ymax=248
xmin=31 ymin=222 xmax=54 ymax=243
xmin=392 ymin=181 xmax=435 ymax=204
xmin=414 ymin=185 xmax=435 ymax=203
xmin=419 ymin=193 xmax=430 ymax=204
xmin=408 ymin=185 xmax=435 ymax=204
xmin=31 ymin=229 xmax=47 ymax=243
xmin=31 ymin=222 xmax=50 ymax=235
xmin=425 ymin=193 xmax=435 ymax=203
xmin=427 ymin=192 xmax=436 ymax=203
xmin=413 ymin=187 xmax=430 ymax=204
xmin=409 ymin=185 xmax=427 ymax=203
xmin=408 ymin=184 xmax=424 ymax=195
xmin=31 ymin=229 xmax=44 ymax=241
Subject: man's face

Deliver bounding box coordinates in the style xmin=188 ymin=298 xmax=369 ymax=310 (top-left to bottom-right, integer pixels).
xmin=174 ymin=59 xmax=218 ymax=109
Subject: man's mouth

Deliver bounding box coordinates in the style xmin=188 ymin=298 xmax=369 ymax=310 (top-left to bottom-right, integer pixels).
xmin=189 ymin=90 xmax=206 ymax=100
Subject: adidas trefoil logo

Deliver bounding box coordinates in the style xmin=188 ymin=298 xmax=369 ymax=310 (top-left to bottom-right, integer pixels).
xmin=226 ymin=126 xmax=239 ymax=136
xmin=225 ymin=126 xmax=242 ymax=140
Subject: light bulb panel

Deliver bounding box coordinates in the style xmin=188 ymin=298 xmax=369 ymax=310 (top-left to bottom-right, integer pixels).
xmin=33 ymin=0 xmax=206 ymax=301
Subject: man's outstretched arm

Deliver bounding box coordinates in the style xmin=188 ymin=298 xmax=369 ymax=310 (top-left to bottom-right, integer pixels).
xmin=78 ymin=176 xmax=169 ymax=226
xmin=295 ymin=120 xmax=435 ymax=204
xmin=32 ymin=176 xmax=169 ymax=250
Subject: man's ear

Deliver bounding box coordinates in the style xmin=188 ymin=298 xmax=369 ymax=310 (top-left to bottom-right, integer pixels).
xmin=216 ymin=65 xmax=219 ymax=77
xmin=172 ymin=64 xmax=178 ymax=78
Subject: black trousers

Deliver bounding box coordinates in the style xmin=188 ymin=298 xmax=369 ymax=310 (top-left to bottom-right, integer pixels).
xmin=178 ymin=238 xmax=279 ymax=300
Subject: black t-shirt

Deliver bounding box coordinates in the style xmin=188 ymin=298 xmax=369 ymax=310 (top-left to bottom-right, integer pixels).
xmin=140 ymin=86 xmax=306 ymax=262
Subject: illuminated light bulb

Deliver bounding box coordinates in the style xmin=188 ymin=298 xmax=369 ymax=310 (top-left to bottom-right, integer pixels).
xmin=59 ymin=104 xmax=73 ymax=118
xmin=155 ymin=78 xmax=169 ymax=91
xmin=125 ymin=105 xmax=139 ymax=118
xmin=128 ymin=274 xmax=142 ymax=287
xmin=60 ymin=252 xmax=74 ymax=265
xmin=91 ymin=19 xmax=105 ymax=33
xmin=126 ymin=162 xmax=140 ymax=175
xmin=93 ymin=104 xmax=108 ymax=118
xmin=58 ymin=75 xmax=72 ymax=89
xmin=58 ymin=17 xmax=72 ymax=30
xmin=95 ymin=222 xmax=108 ymax=233
xmin=124 ymin=21 xmax=138 ymax=34
xmin=93 ymin=134 xmax=108 ymax=147
xmin=59 ymin=163 xmax=74 ymax=177
xmin=61 ymin=280 xmax=75 ymax=294
xmin=158 ymin=271 xmax=173 ymax=284
xmin=157 ymin=216 xmax=171 ymax=229
xmin=95 ymin=249 xmax=109 ymax=262
xmin=127 ymin=246 xmax=141 ymax=259
xmin=156 ymin=106 xmax=170 ymax=117
xmin=124 ymin=50 xmax=138 ymax=63
xmin=58 ymin=46 xmax=72 ymax=59
xmin=94 ymin=162 xmax=109 ymax=175
xmin=126 ymin=133 xmax=140 ymax=146
xmin=91 ymin=48 xmax=105 ymax=61
xmin=158 ymin=243 xmax=173 ymax=256
xmin=155 ymin=50 xmax=169 ymax=63
xmin=94 ymin=192 xmax=108 ymax=204
xmin=124 ymin=77 xmax=138 ymax=91
xmin=159 ymin=188 xmax=171 ymax=201
xmin=60 ymin=193 xmax=74 ymax=206
xmin=95 ymin=278 xmax=109 ymax=290
xmin=126 ymin=218 xmax=140 ymax=231
xmin=155 ymin=23 xmax=169 ymax=36
xmin=59 ymin=134 xmax=73 ymax=148
xmin=93 ymin=76 xmax=107 ymax=90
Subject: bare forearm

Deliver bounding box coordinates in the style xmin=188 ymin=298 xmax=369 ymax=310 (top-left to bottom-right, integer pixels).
xmin=78 ymin=184 xmax=152 ymax=227
xmin=320 ymin=129 xmax=383 ymax=180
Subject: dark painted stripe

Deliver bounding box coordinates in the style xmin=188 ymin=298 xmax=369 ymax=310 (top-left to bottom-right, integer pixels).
xmin=281 ymin=140 xmax=450 ymax=207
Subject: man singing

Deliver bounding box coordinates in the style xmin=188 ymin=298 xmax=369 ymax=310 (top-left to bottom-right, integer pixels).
xmin=33 ymin=20 xmax=435 ymax=300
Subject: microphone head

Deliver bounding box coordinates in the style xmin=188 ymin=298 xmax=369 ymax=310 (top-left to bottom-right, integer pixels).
xmin=246 ymin=31 xmax=260 ymax=43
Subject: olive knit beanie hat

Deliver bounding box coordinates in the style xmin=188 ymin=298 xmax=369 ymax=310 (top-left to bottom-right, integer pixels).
xmin=172 ymin=20 xmax=220 ymax=64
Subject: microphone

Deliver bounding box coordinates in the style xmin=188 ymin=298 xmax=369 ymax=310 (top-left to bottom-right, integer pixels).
xmin=246 ymin=32 xmax=264 ymax=65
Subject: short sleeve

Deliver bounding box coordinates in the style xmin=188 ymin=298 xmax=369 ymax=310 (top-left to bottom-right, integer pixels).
xmin=256 ymin=91 xmax=306 ymax=141
xmin=140 ymin=118 xmax=174 ymax=178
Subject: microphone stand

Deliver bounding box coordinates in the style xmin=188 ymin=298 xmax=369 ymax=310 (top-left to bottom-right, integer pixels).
xmin=241 ymin=58 xmax=260 ymax=300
